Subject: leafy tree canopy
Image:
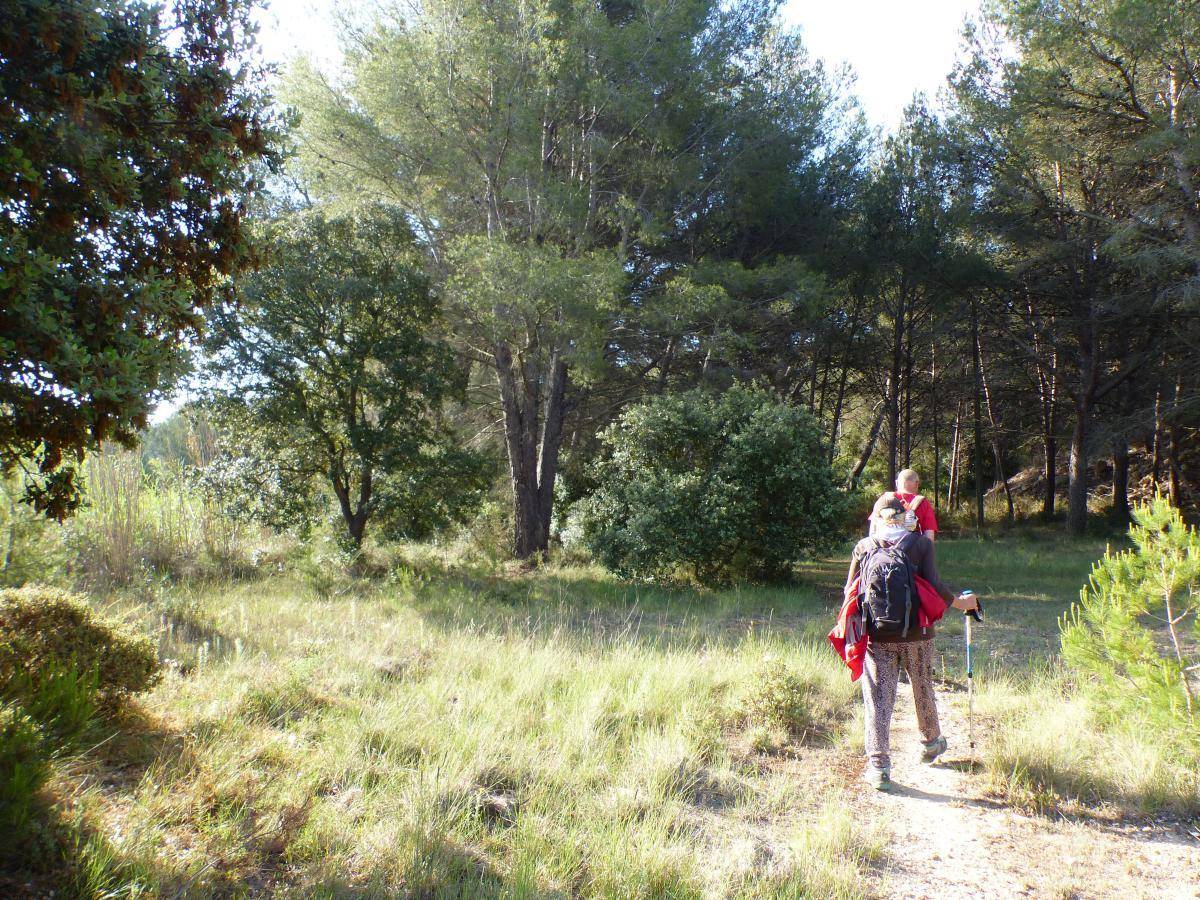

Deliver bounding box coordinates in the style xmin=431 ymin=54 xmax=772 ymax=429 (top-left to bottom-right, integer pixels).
xmin=0 ymin=0 xmax=284 ymax=519
xmin=202 ymin=205 xmax=494 ymax=547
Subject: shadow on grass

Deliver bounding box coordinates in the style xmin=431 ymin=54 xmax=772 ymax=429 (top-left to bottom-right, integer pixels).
xmin=304 ymin=837 xmax=544 ymax=899
xmin=0 ymin=704 xmax=195 ymax=898
xmin=3 ymin=698 xmax=321 ymax=899
xmin=0 ymin=807 xmax=173 ymax=899
xmin=936 ymin=758 xmax=986 ymax=775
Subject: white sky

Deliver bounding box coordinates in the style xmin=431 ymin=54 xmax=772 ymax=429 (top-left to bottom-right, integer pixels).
xmin=249 ymin=0 xmax=985 ymax=130
xmin=781 ymin=0 xmax=984 ymax=131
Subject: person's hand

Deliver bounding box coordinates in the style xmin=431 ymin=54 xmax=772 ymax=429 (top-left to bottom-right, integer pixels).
xmin=952 ymin=592 xmax=979 ymax=611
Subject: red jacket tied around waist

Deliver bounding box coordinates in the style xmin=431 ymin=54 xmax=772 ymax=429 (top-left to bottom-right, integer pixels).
xmin=828 ymin=575 xmax=947 ymax=681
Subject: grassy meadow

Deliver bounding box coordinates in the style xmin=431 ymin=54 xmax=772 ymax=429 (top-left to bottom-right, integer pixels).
xmin=33 ymin=561 xmax=879 ymax=897
xmin=7 ymin=506 xmax=1196 ymax=898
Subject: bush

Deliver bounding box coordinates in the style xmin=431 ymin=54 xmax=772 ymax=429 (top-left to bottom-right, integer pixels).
xmin=6 ymin=662 xmax=99 ymax=747
xmin=574 ymin=383 xmax=845 ymax=584
xmin=0 ymin=585 xmax=161 ymax=709
xmin=0 ymin=702 xmax=49 ymax=840
xmin=742 ymin=663 xmax=814 ymax=736
xmin=1060 ymin=497 xmax=1200 ymax=746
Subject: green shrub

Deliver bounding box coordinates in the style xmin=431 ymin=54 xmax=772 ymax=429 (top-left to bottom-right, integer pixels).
xmin=6 ymin=662 xmax=99 ymax=747
xmin=0 ymin=702 xmax=48 ymax=840
xmin=574 ymin=383 xmax=845 ymax=584
xmin=742 ymin=663 xmax=815 ymax=737
xmin=0 ymin=585 xmax=161 ymax=709
xmin=1060 ymin=497 xmax=1200 ymax=748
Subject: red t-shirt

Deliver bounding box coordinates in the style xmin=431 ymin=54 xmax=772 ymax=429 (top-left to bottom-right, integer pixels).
xmin=867 ymin=491 xmax=939 ymax=535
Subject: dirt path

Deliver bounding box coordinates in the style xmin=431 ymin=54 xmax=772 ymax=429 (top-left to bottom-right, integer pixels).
xmin=862 ymin=683 xmax=1200 ymax=899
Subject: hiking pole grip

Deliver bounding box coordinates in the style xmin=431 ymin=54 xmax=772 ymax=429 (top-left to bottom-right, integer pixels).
xmin=962 ymin=590 xmax=983 ymax=622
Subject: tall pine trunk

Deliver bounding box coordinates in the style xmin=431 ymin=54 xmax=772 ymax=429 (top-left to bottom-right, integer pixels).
xmin=1152 ymin=386 xmax=1164 ymax=486
xmin=496 ymin=341 xmax=567 ymax=561
xmin=978 ymin=332 xmax=1014 ymax=523
xmin=1168 ymin=376 xmax=1185 ymax=508
xmin=1043 ymin=433 xmax=1058 ymax=518
xmin=971 ymin=298 xmax=985 ymax=529
xmin=1037 ymin=346 xmax=1059 ymax=518
xmin=1111 ymin=436 xmax=1130 ymax=525
xmin=1067 ymin=313 xmax=1098 ymax=536
xmin=948 ymin=398 xmax=963 ymax=509
xmin=849 ymin=387 xmax=888 ymax=491
xmin=887 ymin=289 xmax=907 ymax=486
xmin=1067 ymin=408 xmax=1090 ymax=536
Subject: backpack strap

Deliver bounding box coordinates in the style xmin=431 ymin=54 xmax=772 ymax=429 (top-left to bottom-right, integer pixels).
xmin=906 ymin=494 xmax=926 ymax=514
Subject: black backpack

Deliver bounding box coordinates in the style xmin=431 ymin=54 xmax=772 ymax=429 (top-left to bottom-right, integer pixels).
xmin=860 ymin=535 xmax=919 ymax=639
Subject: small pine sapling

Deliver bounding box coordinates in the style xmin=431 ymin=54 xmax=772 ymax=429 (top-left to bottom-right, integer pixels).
xmin=1060 ymin=496 xmax=1199 ymax=737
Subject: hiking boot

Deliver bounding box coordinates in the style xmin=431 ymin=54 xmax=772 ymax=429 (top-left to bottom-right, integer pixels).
xmin=920 ymin=735 xmax=948 ymax=763
xmin=863 ymin=766 xmax=891 ymax=791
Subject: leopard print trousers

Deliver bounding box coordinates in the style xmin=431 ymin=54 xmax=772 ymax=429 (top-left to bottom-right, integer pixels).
xmin=861 ymin=638 xmax=942 ymax=770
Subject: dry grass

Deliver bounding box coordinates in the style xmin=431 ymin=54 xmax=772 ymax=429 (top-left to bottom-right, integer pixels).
xmin=35 ymin=566 xmax=880 ymax=898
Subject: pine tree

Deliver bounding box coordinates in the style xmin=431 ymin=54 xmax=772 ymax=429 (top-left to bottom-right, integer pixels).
xmin=1061 ymin=497 xmax=1199 ymax=740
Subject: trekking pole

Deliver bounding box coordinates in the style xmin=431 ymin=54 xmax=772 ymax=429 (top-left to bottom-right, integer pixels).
xmin=961 ymin=590 xmax=983 ymax=763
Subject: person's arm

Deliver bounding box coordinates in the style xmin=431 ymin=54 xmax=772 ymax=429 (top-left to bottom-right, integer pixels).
xmin=915 ymin=539 xmax=979 ymax=611
xmin=917 ymin=497 xmax=938 ymax=541
xmin=914 ymin=538 xmax=955 ymax=606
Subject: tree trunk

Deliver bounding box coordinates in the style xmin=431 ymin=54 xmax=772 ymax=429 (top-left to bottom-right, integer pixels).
xmin=887 ymin=290 xmax=907 ymax=486
xmin=331 ymin=462 xmax=372 ymax=549
xmin=1168 ymin=376 xmax=1184 ymax=508
xmin=1067 ymin=316 xmax=1098 ymax=536
xmin=826 ymin=297 xmax=865 ymax=465
xmin=1152 ymin=385 xmax=1164 ymax=486
xmin=827 ymin=361 xmax=850 ymax=466
xmin=971 ymin=299 xmax=985 ymax=529
xmin=1043 ymin=433 xmax=1058 ymax=519
xmin=903 ymin=316 xmax=914 ymax=468
xmin=931 ymin=349 xmax=941 ymax=513
xmin=978 ymin=338 xmax=1014 ymax=524
xmin=495 ymin=340 xmax=568 ymax=561
xmin=1111 ymin=435 xmax=1130 ymax=525
xmin=1067 ymin=403 xmax=1090 ymax=536
xmin=535 ymin=354 xmax=569 ymax=551
xmin=948 ymin=399 xmax=963 ymax=510
xmin=848 ymin=390 xmax=888 ymax=491
xmin=496 ymin=341 xmax=543 ymax=560
xmin=1040 ymin=340 xmax=1058 ymax=519
xmin=1032 ymin=316 xmax=1058 ymax=518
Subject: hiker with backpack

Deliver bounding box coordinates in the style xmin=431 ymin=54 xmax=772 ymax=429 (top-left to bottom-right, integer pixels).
xmin=869 ymin=468 xmax=937 ymax=541
xmin=837 ymin=497 xmax=979 ymax=790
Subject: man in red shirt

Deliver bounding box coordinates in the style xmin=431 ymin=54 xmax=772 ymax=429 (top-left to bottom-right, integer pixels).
xmin=868 ymin=469 xmax=938 ymax=540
